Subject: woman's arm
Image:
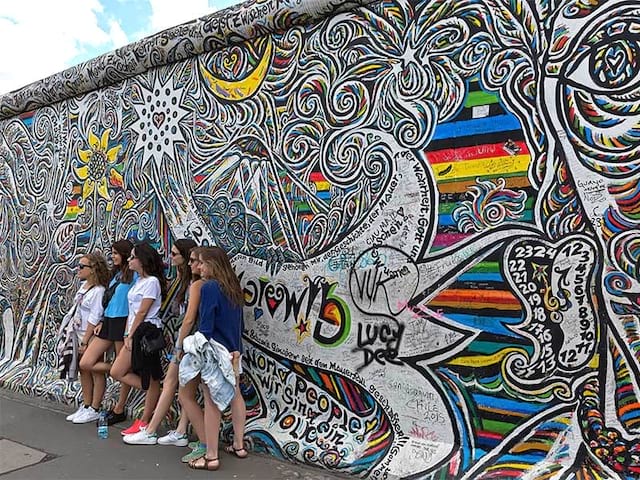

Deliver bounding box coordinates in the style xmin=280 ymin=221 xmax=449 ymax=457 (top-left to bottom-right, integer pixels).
xmin=126 ymin=298 xmax=154 ymax=337
xmin=79 ymin=329 xmax=94 ymax=354
xmin=123 ymin=297 xmax=154 ymax=350
xmin=175 ymin=280 xmax=203 ymax=350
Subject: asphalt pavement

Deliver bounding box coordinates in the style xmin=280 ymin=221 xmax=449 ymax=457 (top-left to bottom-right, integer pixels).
xmin=0 ymin=389 xmax=345 ymax=480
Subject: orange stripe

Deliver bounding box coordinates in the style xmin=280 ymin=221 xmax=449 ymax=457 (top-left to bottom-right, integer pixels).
xmin=618 ymin=402 xmax=640 ymax=416
xmin=319 ymin=372 xmax=334 ymax=392
xmin=430 ymin=300 xmax=521 ymax=310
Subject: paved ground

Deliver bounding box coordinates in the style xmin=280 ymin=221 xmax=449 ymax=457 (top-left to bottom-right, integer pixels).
xmin=0 ymin=389 xmax=345 ymax=479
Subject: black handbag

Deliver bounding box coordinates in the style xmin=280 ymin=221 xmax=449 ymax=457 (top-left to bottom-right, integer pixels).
xmin=102 ymin=280 xmax=119 ymax=309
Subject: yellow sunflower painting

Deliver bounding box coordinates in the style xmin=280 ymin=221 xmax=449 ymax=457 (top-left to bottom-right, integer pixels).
xmin=75 ymin=128 xmax=123 ymax=201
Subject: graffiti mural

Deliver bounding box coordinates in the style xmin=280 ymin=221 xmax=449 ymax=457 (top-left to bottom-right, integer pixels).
xmin=1 ymin=0 xmax=640 ymax=478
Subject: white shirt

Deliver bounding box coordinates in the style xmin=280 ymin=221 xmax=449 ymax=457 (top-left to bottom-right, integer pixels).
xmin=75 ymin=283 xmax=105 ymax=340
xmin=127 ymin=276 xmax=162 ymax=330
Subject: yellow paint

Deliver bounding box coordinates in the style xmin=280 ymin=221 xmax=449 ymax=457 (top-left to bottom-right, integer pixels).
xmin=368 ymin=429 xmax=390 ymax=447
xmin=435 ymin=154 xmax=530 ymax=181
xmin=486 ymin=463 xmax=532 ymax=471
xmin=447 ymin=347 xmax=523 ymax=367
xmin=200 ymin=39 xmax=273 ymax=102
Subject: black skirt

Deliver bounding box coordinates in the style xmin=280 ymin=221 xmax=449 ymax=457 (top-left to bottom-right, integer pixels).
xmin=97 ymin=316 xmax=127 ymax=341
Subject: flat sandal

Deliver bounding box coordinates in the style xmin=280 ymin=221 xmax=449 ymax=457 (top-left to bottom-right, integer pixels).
xmin=188 ymin=456 xmax=219 ymax=471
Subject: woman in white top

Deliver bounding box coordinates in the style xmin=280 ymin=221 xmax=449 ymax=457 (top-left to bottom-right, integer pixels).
xmin=65 ymin=252 xmax=110 ymax=424
xmin=123 ymin=240 xmax=202 ymax=446
xmin=110 ymin=242 xmax=167 ymax=435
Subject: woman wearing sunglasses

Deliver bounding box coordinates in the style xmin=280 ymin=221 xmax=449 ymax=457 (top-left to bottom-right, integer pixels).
xmin=110 ymin=242 xmax=167 ymax=436
xmin=63 ymin=252 xmax=110 ymax=424
xmin=124 ymin=239 xmax=203 ymax=447
xmin=79 ymin=239 xmax=135 ymax=426
xmin=179 ymin=246 xmax=246 ymax=471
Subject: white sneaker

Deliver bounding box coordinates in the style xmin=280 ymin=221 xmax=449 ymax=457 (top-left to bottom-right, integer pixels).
xmin=73 ymin=406 xmax=100 ymax=424
xmin=66 ymin=405 xmax=85 ymax=422
xmin=157 ymin=430 xmax=189 ymax=447
xmin=123 ymin=427 xmax=158 ymax=445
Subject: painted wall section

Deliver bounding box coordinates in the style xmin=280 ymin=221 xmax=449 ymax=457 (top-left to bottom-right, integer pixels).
xmin=1 ymin=0 xmax=639 ymax=478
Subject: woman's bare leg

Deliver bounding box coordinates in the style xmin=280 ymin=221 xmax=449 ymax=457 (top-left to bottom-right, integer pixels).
xmin=146 ymin=362 xmax=179 ymax=434
xmin=79 ymin=368 xmax=94 ymax=407
xmin=109 ymin=346 xmax=132 ymax=385
xmin=176 ymin=411 xmax=189 ymax=435
xmin=140 ymin=379 xmax=161 ymax=424
xmin=230 ymin=383 xmax=247 ymax=451
xmin=79 ymin=337 xmax=110 ymax=373
xmin=112 ymin=341 xmax=130 ymax=414
xmin=179 ymin=378 xmax=205 ymax=442
xmin=203 ymin=387 xmax=221 ymax=460
xmin=91 ymin=372 xmax=106 ymax=411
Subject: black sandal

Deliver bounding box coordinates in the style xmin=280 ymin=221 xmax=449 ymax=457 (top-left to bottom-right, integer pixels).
xmin=224 ymin=445 xmax=248 ymax=459
xmin=188 ymin=456 xmax=219 ymax=470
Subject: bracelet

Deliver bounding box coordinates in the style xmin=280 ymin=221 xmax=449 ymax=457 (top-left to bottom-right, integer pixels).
xmin=80 ymin=342 xmax=87 ymax=347
xmin=123 ymin=333 xmax=129 ymax=338
xmin=175 ymin=345 xmax=183 ymax=351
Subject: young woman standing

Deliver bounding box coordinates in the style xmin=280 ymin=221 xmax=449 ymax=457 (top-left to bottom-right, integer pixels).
xmin=110 ymin=242 xmax=167 ymax=435
xmin=179 ymin=246 xmax=246 ymax=470
xmin=79 ymin=239 xmax=134 ymax=425
xmin=64 ymin=252 xmax=110 ymax=424
xmin=124 ymin=239 xmax=201 ymax=446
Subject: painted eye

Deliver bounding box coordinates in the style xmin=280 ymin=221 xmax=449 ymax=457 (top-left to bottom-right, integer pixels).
xmin=565 ymin=29 xmax=640 ymax=94
xmin=591 ymin=38 xmax=640 ymax=90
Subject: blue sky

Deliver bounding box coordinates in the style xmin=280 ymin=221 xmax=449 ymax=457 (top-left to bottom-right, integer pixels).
xmin=0 ymin=0 xmax=239 ymax=96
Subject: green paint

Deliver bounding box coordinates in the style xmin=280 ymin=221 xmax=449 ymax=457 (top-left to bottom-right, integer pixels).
xmin=464 ymin=90 xmax=500 ymax=108
xmin=482 ymin=418 xmax=514 ymax=434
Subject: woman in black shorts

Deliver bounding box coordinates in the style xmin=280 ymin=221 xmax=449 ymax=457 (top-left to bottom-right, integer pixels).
xmin=79 ymin=239 xmax=135 ymax=425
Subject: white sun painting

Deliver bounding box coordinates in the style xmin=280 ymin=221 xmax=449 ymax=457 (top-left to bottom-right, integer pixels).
xmin=129 ymin=75 xmax=190 ymax=170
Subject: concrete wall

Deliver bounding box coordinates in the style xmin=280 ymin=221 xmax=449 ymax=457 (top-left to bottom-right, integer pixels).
xmin=1 ymin=0 xmax=639 ymax=478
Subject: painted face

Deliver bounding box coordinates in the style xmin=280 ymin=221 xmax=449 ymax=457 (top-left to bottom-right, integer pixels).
xmin=188 ymin=253 xmax=201 ymax=276
xmin=539 ymin=0 xmax=640 ymax=342
xmin=542 ymin=0 xmax=640 ymax=240
xmin=170 ymin=245 xmax=184 ymax=267
xmin=530 ymin=1 xmax=640 ymax=473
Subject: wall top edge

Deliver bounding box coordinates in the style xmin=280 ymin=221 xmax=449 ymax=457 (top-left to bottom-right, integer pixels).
xmin=0 ymin=0 xmax=379 ymax=120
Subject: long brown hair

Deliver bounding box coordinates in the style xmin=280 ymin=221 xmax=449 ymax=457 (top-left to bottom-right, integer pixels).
xmin=134 ymin=242 xmax=168 ymax=300
xmin=199 ymin=247 xmax=243 ymax=307
xmin=83 ymin=252 xmax=110 ymax=288
xmin=111 ymin=239 xmax=134 ymax=283
xmin=173 ymin=238 xmax=197 ymax=305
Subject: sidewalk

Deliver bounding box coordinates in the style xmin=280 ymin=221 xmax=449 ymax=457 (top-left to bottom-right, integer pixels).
xmin=0 ymin=389 xmax=345 ymax=479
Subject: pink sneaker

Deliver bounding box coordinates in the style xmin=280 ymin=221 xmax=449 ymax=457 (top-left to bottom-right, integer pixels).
xmin=121 ymin=419 xmax=147 ymax=436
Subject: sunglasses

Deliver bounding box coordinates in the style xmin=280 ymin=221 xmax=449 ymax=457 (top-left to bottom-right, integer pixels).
xmin=170 ymin=251 xmax=180 ymax=257
xmin=188 ymin=257 xmax=200 ymax=264
xmin=78 ymin=263 xmax=92 ymax=270
xmin=128 ymin=254 xmax=138 ymax=261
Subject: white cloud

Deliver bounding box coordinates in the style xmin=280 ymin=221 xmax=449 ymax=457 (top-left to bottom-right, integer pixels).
xmin=0 ymin=0 xmax=238 ymax=97
xmin=0 ymin=0 xmax=126 ymax=95
xmin=107 ymin=18 xmax=129 ymax=49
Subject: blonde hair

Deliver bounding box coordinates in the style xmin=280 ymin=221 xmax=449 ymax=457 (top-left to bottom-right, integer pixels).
xmin=199 ymin=247 xmax=244 ymax=307
xmin=82 ymin=252 xmax=110 ymax=288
